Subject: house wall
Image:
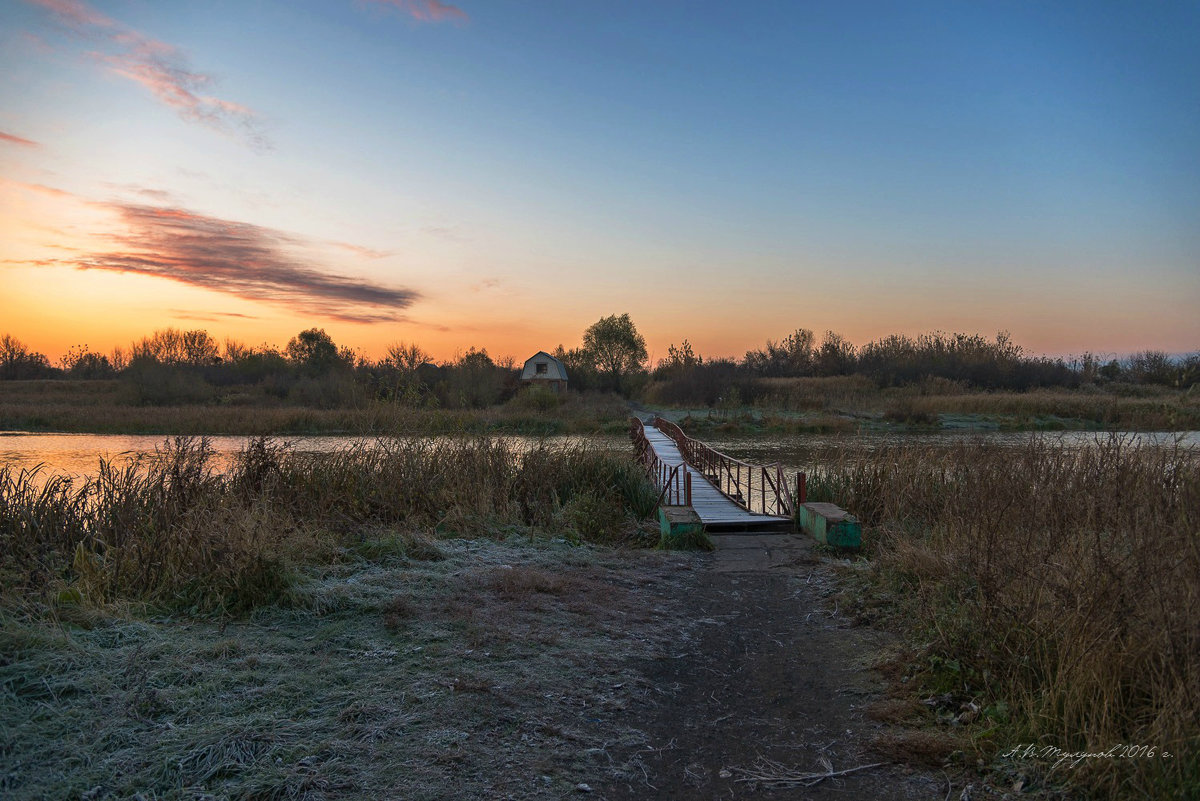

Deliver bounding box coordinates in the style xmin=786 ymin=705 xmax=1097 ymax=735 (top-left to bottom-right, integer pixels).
xmin=520 ymin=353 xmax=568 ymax=382
xmin=523 ymin=377 xmax=567 ymax=392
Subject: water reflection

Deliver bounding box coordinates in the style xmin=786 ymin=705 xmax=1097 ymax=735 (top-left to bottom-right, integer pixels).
xmin=0 ymin=432 xmax=627 ymax=481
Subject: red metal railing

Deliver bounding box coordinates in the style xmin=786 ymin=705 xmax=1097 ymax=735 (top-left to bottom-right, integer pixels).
xmin=653 ymin=416 xmax=798 ymax=517
xmin=630 ymin=417 xmax=692 ymax=506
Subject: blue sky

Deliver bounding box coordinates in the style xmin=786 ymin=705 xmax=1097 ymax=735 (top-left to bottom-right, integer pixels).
xmin=1 ymin=0 xmax=1197 ymax=361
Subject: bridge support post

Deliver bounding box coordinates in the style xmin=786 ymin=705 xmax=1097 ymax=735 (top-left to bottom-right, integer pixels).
xmin=657 ymin=506 xmax=705 ymax=547
xmin=797 ymin=502 xmax=861 ymax=549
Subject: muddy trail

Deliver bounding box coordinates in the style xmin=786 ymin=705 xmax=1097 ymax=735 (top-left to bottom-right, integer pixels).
xmin=603 ymin=534 xmax=948 ymax=800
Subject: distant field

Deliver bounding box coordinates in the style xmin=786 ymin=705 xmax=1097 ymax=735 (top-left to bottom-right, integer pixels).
xmin=0 ymin=380 xmax=631 ymax=435
xmin=3 ymin=376 xmax=1197 ymax=436
xmin=666 ymin=376 xmax=1200 ymax=433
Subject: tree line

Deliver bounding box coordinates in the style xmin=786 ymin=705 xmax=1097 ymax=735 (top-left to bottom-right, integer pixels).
xmin=0 ymin=315 xmax=646 ymax=408
xmin=647 ymin=328 xmax=1199 ymax=405
xmin=1 ymin=316 xmax=1196 ymax=409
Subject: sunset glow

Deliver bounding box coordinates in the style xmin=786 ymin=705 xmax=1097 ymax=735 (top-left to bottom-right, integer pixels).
xmin=2 ymin=0 xmax=1197 ymax=363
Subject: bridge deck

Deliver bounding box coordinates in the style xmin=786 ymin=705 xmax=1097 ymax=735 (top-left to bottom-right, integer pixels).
xmin=643 ymin=424 xmax=791 ymax=531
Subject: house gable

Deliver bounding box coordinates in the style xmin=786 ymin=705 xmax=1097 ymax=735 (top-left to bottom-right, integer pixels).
xmin=520 ymin=351 xmax=568 ymax=385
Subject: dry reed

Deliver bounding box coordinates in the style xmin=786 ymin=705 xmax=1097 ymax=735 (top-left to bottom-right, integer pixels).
xmin=0 ymin=436 xmax=658 ymax=614
xmin=810 ymin=435 xmax=1199 ymax=798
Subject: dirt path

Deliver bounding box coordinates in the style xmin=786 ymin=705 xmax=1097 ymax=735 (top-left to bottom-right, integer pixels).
xmin=4 ymin=534 xmax=967 ymax=799
xmin=603 ymin=534 xmax=946 ymax=800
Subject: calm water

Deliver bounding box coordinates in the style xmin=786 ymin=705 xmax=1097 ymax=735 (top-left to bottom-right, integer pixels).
xmin=0 ymin=433 xmax=375 ymax=481
xmin=2 ymin=430 xmax=1194 ymax=481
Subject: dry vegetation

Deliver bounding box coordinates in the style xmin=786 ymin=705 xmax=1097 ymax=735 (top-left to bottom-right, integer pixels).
xmin=0 ymin=436 xmax=661 ymax=613
xmin=809 ymin=435 xmax=1199 ymax=799
xmin=0 ymin=379 xmax=631 ymax=436
xmin=677 ymin=376 xmax=1200 ymax=433
xmin=876 ymin=386 xmax=1200 ymax=431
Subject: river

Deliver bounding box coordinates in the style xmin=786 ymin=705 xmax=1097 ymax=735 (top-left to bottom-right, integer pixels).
xmin=2 ymin=429 xmax=1195 ymax=482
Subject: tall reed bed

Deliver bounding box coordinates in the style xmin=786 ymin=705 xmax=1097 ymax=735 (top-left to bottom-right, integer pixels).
xmin=0 ymin=437 xmax=657 ymax=613
xmin=809 ymin=435 xmax=1199 ymax=798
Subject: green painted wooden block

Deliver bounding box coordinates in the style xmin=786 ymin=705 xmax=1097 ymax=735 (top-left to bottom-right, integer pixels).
xmin=658 ymin=505 xmax=703 ymax=540
xmin=797 ymin=502 xmax=861 ymax=549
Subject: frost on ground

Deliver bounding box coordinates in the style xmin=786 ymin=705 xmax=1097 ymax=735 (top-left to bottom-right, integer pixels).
xmin=1 ymin=538 xmax=702 ymax=800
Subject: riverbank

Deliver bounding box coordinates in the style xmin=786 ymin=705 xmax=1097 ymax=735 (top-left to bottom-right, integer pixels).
xmin=3 ymin=379 xmax=1197 ymax=436
xmin=0 ymin=380 xmax=631 ymax=436
xmin=0 ymin=436 xmax=661 ymax=613
xmin=0 ymin=436 xmax=676 ymax=798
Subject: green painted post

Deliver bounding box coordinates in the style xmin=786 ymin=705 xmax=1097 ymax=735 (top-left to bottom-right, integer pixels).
xmin=796 ymin=502 xmax=861 ymax=549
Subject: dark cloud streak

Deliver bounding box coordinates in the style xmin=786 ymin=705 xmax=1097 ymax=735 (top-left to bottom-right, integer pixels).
xmin=65 ymin=202 xmax=419 ymax=323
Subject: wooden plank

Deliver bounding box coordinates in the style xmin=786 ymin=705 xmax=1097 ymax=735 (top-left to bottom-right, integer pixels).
xmin=640 ymin=423 xmax=790 ymax=528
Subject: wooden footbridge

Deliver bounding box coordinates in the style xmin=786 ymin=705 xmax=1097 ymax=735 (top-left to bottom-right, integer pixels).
xmin=630 ymin=416 xmax=798 ymax=532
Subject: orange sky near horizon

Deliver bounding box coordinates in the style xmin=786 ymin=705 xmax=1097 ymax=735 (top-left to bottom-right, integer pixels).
xmin=3 ymin=173 xmax=1196 ymax=366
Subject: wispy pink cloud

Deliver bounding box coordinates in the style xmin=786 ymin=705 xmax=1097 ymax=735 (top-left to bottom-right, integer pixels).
xmin=100 ymin=184 xmax=176 ymax=203
xmin=363 ymin=0 xmax=468 ymax=24
xmin=27 ymin=0 xmax=112 ymax=30
xmin=2 ymin=258 xmax=59 ymax=267
xmin=422 ymin=224 xmax=465 ymax=242
xmin=0 ymin=131 xmax=40 ymax=147
xmin=410 ymin=318 xmax=452 ymax=332
xmin=23 ymin=0 xmax=268 ymax=149
xmin=332 ymin=241 xmax=394 ymax=259
xmin=4 ymin=179 xmax=72 ymax=197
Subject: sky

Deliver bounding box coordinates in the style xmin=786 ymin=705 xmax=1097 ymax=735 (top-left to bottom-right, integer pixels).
xmin=2 ymin=0 xmax=1198 ymax=365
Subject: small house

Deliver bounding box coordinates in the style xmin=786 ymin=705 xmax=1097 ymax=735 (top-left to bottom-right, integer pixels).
xmin=520 ymin=351 xmax=568 ymax=392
